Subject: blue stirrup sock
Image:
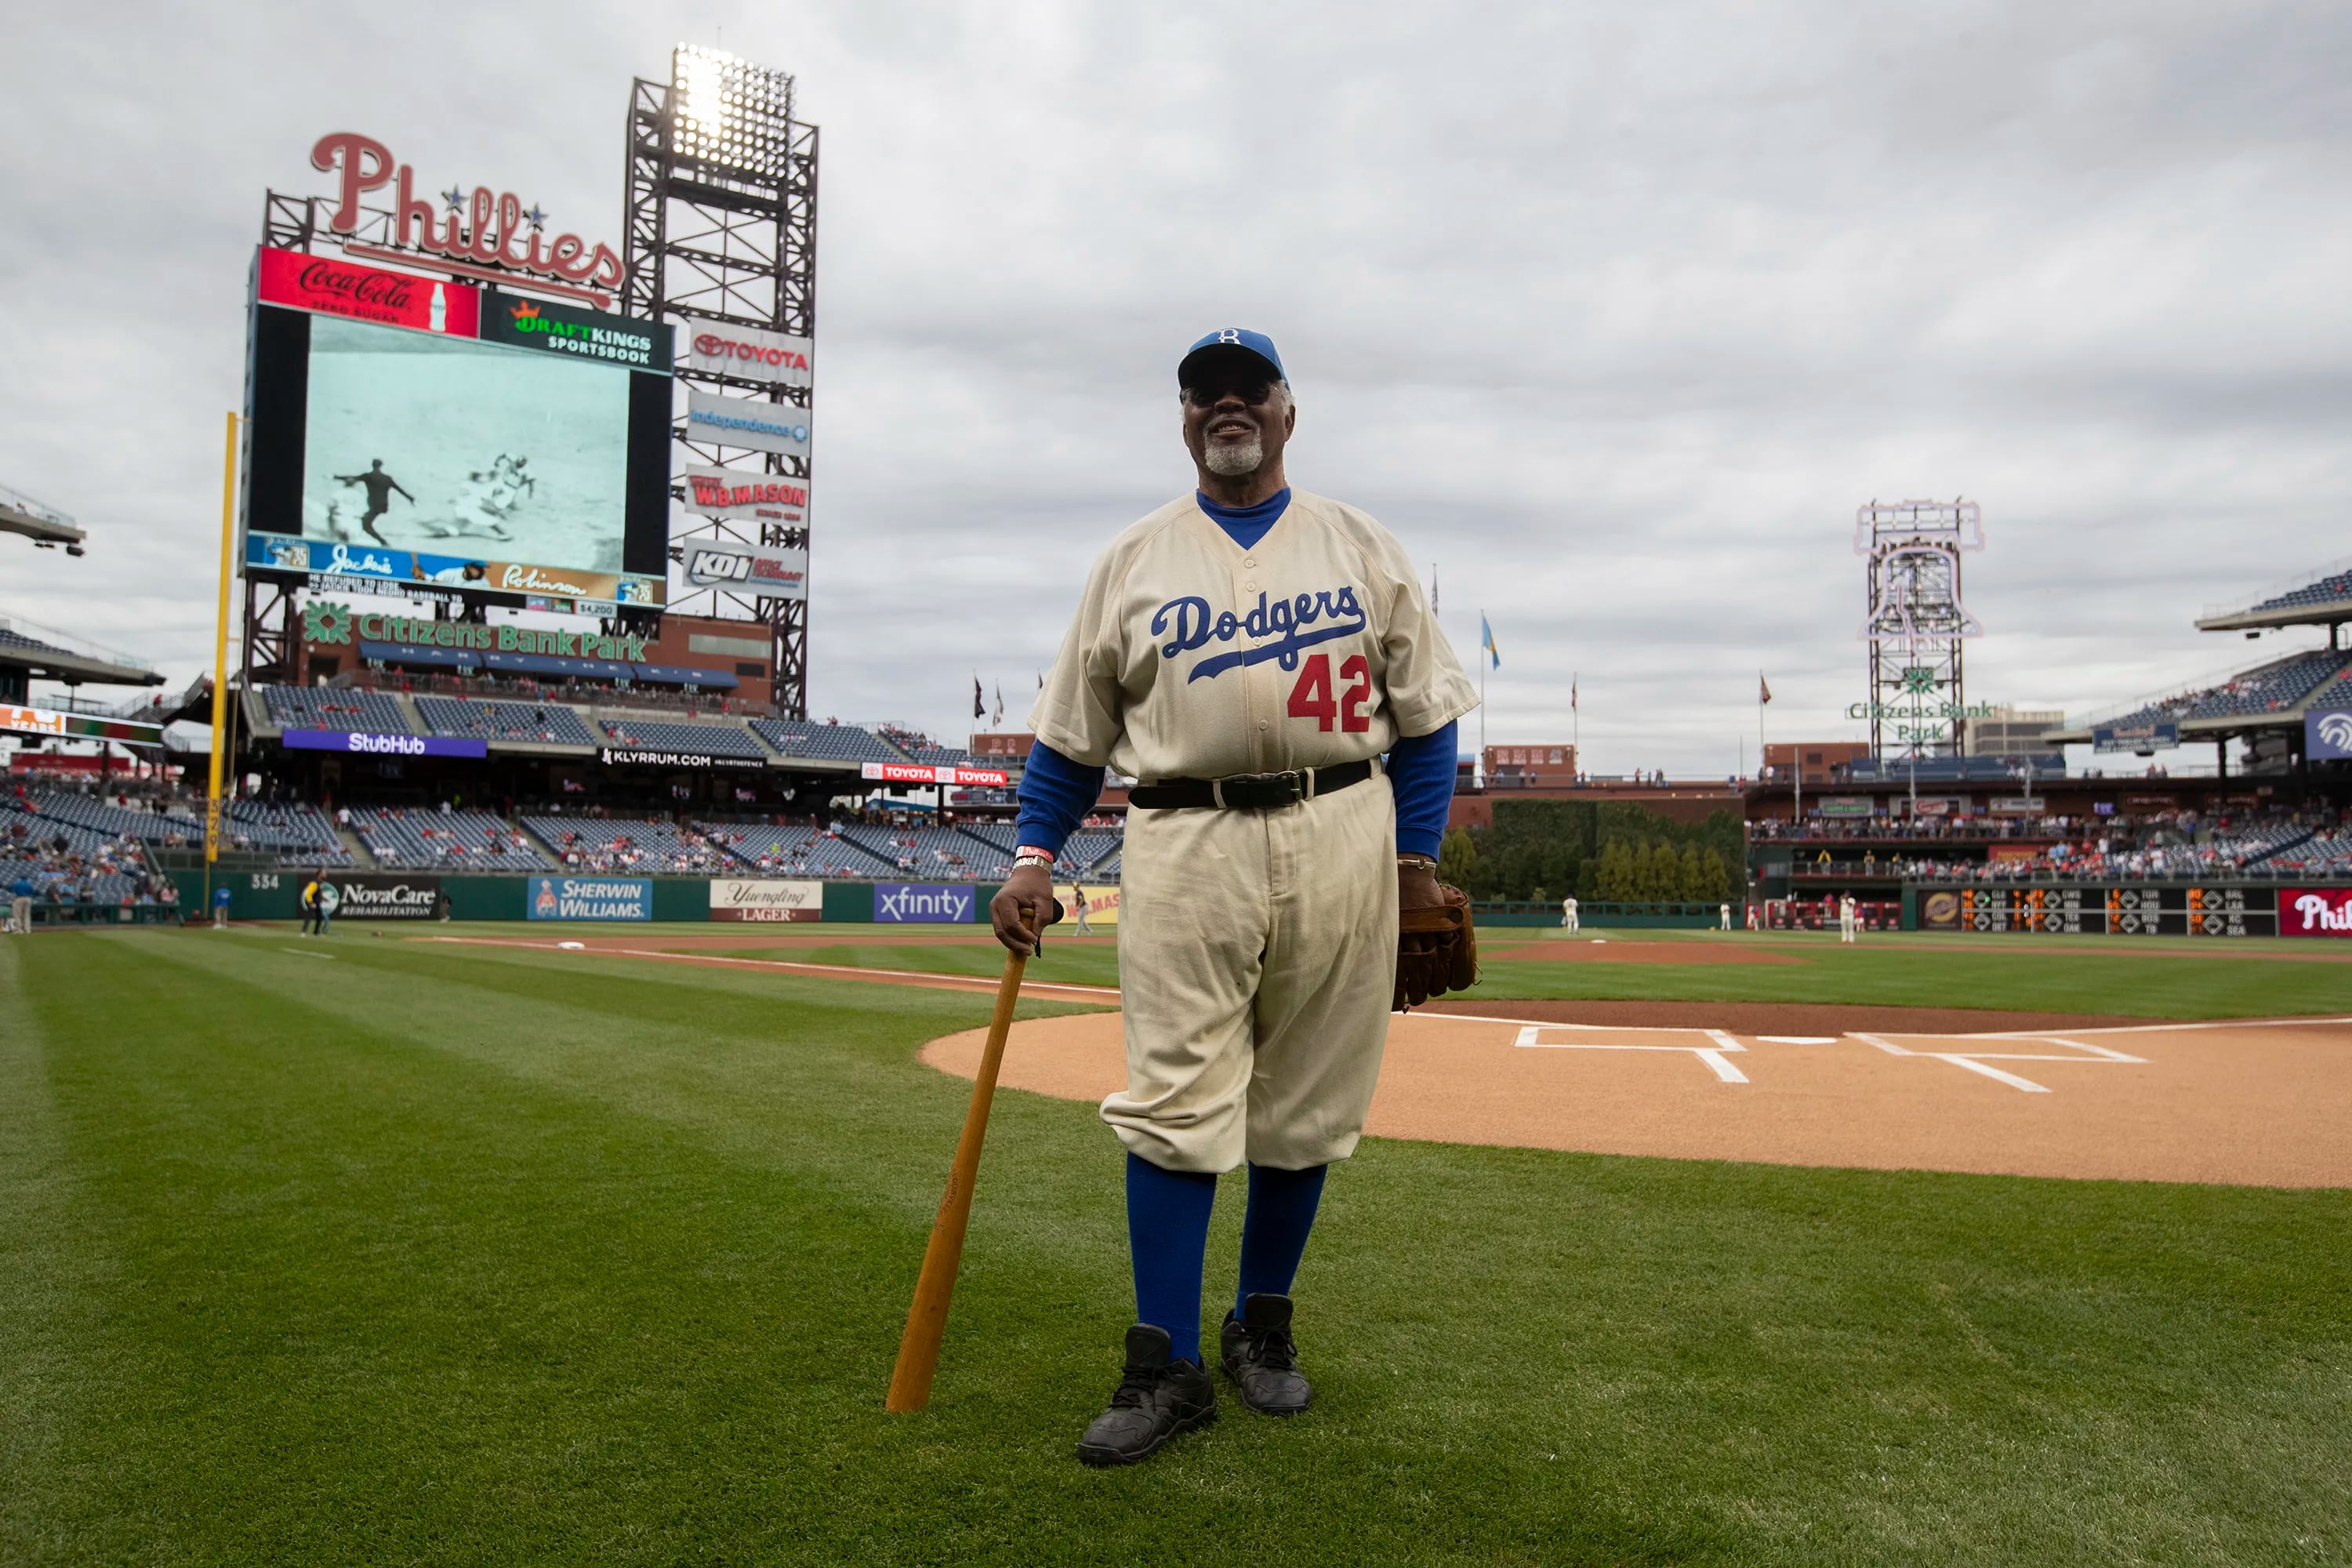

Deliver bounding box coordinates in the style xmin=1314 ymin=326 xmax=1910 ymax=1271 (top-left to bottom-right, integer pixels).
xmin=1235 ymin=1161 xmax=1328 ymax=1316
xmin=1126 ymin=1154 xmax=1333 ymax=1362
xmin=1126 ymin=1152 xmax=1218 ymax=1364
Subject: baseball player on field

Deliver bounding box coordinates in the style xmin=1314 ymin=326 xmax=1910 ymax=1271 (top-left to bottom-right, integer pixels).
xmin=992 ymin=328 xmax=1476 ymax=1466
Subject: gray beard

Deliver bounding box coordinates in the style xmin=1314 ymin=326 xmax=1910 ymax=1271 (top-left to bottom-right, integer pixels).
xmin=1203 ymin=436 xmax=1264 ymax=477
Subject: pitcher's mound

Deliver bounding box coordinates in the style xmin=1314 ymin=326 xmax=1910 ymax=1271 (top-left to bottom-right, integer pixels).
xmin=923 ymin=1010 xmax=2352 ymax=1188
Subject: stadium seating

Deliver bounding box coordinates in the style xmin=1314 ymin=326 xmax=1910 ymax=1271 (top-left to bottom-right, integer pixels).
xmin=416 ymin=696 xmax=597 ymax=746
xmin=224 ymin=800 xmax=351 ymax=864
xmin=353 ymin=808 xmax=550 ymax=870
xmin=749 ymin=720 xmax=908 ymax=764
xmin=955 ymin=822 xmax=1018 ymax=855
xmin=2182 ymin=651 xmax=2347 ymax=719
xmin=837 ymin=825 xmax=1003 ymax=878
xmin=23 ymin=789 xmax=201 ymax=844
xmin=2249 ymin=568 xmax=2352 ymax=615
xmin=875 ymin=724 xmax=969 ymax=765
xmin=794 ymin=832 xmax=908 ymax=877
xmin=1058 ymin=830 xmax=1123 ymax=873
xmin=597 ymin=718 xmax=768 ymax=759
xmin=521 ymin=815 xmax=733 ymax=873
xmin=2301 ymin=666 xmax=2352 ymax=712
xmin=263 ymin=684 xmax=412 ymax=734
xmin=1 ymin=803 xmax=169 ymax=909
xmin=693 ymin=822 xmax=821 ymax=873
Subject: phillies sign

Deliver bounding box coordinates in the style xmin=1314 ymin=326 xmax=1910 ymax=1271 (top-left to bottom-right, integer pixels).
xmin=2282 ymin=888 xmax=2352 ymax=937
xmin=310 ymin=132 xmax=627 ymax=309
xmin=680 ymin=319 xmax=814 ymax=386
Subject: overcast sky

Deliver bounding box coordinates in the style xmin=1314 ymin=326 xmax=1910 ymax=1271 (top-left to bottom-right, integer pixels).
xmin=4 ymin=0 xmax=2348 ymax=773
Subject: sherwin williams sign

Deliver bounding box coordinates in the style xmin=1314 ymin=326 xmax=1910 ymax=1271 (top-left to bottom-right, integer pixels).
xmin=528 ymin=876 xmax=652 ymax=921
xmin=873 ymin=884 xmax=976 ymax=923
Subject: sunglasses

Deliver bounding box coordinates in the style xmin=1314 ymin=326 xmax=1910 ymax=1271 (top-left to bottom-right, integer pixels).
xmin=1183 ymin=379 xmax=1277 ymax=408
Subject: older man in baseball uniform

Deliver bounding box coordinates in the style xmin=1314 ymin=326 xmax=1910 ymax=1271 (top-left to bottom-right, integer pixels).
xmin=992 ymin=328 xmax=1476 ymax=1466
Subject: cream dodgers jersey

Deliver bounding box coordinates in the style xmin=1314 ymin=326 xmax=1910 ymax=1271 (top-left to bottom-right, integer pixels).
xmin=1032 ymin=491 xmax=1478 ymax=782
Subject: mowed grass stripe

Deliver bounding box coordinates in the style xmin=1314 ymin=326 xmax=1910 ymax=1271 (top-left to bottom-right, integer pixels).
xmin=5 ymin=930 xmax=2350 ymax=1564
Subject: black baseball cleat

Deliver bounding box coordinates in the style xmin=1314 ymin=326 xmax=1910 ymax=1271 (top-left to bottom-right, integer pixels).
xmin=1220 ymin=1294 xmax=1312 ymax=1415
xmin=1076 ymin=1324 xmax=1218 ymax=1466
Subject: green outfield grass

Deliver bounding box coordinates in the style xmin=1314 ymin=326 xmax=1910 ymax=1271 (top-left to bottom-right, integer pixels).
xmin=5 ymin=929 xmax=2350 ymax=1565
xmin=684 ymin=928 xmax=2352 ymax=1021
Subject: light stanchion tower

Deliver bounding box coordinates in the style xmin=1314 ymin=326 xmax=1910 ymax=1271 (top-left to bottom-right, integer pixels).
xmin=624 ymin=45 xmax=818 ymax=718
xmin=1854 ymin=499 xmax=1984 ymax=760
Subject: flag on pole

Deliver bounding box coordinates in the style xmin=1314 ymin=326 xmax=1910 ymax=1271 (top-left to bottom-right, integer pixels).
xmin=1571 ymin=673 xmax=1577 ymax=711
xmin=973 ymin=676 xmax=985 ymax=719
xmin=991 ymin=684 xmax=1004 ymax=727
xmin=1480 ymin=614 xmax=1501 ymax=670
xmin=1429 ymin=564 xmax=1439 ymax=615
xmin=1759 ymin=674 xmax=1773 ymax=704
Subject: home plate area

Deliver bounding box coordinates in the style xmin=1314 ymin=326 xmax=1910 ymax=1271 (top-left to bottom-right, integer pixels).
xmin=922 ymin=1011 xmax=2352 ymax=1189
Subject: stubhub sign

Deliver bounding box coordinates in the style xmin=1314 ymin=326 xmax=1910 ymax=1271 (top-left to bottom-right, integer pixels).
xmin=529 ymin=876 xmax=652 ymax=921
xmin=281 ymin=728 xmax=488 ymax=759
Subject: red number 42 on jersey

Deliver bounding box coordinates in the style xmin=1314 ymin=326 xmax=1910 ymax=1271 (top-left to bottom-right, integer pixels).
xmin=1287 ymin=652 xmax=1373 ymax=732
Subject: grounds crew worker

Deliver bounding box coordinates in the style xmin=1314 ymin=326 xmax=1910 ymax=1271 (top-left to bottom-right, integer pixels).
xmin=993 ymin=329 xmax=1476 ymax=1466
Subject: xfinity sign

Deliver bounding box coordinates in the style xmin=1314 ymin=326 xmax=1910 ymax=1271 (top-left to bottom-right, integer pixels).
xmin=873 ymin=884 xmax=976 ymax=924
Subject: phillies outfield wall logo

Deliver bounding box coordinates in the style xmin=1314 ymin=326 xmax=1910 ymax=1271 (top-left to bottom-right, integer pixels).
xmin=2283 ymin=888 xmax=2352 ymax=936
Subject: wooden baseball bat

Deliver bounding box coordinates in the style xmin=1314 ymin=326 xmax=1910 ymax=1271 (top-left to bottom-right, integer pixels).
xmin=884 ymin=947 xmax=1029 ymax=1412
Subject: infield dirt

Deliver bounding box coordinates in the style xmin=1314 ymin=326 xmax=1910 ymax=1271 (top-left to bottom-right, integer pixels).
xmin=926 ymin=1009 xmax=2352 ymax=1188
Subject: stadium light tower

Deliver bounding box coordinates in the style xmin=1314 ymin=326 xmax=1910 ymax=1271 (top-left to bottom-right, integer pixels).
xmin=624 ymin=45 xmax=818 ymax=719
xmin=1855 ymin=499 xmax=1984 ymax=760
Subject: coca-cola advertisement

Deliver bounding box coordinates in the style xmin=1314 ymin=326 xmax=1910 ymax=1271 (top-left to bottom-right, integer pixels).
xmin=257 ymin=246 xmax=481 ymax=336
xmin=2281 ymin=888 xmax=2352 ymax=937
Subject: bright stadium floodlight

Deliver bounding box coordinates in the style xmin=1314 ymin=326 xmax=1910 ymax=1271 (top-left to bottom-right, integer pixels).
xmin=671 ymin=45 xmax=794 ymax=181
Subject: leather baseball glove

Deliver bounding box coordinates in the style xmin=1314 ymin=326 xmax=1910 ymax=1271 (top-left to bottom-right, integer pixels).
xmin=1394 ymin=884 xmax=1478 ymax=1011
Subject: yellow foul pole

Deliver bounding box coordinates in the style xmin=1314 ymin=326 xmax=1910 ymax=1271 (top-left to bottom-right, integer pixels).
xmin=204 ymin=412 xmax=239 ymax=910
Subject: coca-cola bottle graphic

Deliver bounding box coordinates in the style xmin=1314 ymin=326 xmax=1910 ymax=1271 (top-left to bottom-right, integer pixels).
xmin=429 ymin=283 xmax=447 ymax=333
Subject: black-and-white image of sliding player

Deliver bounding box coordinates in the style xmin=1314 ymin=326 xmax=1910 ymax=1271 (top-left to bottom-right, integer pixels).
xmin=299 ymin=314 xmax=630 ymax=572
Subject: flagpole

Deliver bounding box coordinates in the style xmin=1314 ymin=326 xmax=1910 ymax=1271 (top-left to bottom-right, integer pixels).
xmin=1478 ymin=608 xmax=1486 ymax=782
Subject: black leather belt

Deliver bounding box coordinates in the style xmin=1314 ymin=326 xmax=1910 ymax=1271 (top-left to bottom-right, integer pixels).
xmin=1129 ymin=759 xmax=1373 ymax=811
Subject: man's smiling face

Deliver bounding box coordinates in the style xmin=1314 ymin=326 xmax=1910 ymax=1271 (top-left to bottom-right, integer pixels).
xmin=1181 ymin=350 xmax=1294 ymax=480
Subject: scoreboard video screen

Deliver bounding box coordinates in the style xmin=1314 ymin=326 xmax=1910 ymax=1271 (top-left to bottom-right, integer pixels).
xmin=1919 ymin=885 xmax=2276 ymax=937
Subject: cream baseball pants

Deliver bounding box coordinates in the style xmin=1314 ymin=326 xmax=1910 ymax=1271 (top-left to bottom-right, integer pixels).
xmin=1106 ymin=771 xmax=1397 ymax=1174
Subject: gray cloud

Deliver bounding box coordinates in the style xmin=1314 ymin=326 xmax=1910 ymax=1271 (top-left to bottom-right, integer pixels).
xmin=3 ymin=0 xmax=2347 ymax=772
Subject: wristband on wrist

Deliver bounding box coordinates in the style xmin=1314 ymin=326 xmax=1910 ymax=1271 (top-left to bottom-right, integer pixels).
xmin=1397 ymin=852 xmax=1436 ymax=868
xmin=1014 ymin=848 xmax=1056 ymax=870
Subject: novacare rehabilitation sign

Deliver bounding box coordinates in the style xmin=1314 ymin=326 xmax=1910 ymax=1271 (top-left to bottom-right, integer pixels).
xmin=528 ymin=876 xmax=652 ymax=921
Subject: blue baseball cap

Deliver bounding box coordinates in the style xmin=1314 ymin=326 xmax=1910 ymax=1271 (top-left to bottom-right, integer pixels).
xmin=1178 ymin=328 xmax=1285 ymax=389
